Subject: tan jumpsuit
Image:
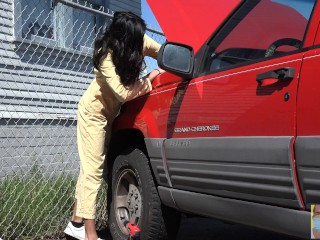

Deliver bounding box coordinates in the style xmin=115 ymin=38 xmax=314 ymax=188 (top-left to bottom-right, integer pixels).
xmin=75 ymin=35 xmax=161 ymax=219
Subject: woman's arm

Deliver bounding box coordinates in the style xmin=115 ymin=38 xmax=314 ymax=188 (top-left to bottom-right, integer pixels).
xmin=98 ymin=35 xmax=163 ymax=102
xmin=98 ymin=54 xmax=153 ymax=102
xmin=143 ymin=34 xmax=161 ymax=59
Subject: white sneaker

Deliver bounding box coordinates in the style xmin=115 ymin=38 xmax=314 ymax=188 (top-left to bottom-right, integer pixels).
xmin=64 ymin=221 xmax=85 ymax=240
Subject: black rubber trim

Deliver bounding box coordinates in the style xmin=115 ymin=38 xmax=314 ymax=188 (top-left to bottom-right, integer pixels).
xmin=157 ymin=186 xmax=177 ymax=209
xmin=295 ymin=136 xmax=320 ymax=209
xmin=164 ymin=137 xmax=301 ymax=208
xmin=165 ymin=137 xmax=292 ymax=164
xmin=158 ymin=187 xmax=310 ymax=239
xmin=145 ymin=138 xmax=171 ymax=187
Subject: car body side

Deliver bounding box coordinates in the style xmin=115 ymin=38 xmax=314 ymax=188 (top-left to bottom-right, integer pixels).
xmin=110 ymin=0 xmax=320 ymax=238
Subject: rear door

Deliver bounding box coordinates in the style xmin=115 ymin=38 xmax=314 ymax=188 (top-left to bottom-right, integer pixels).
xmin=163 ymin=0 xmax=317 ymax=208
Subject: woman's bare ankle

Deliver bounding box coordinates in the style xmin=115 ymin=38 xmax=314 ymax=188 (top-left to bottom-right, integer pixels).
xmin=72 ymin=216 xmax=83 ymax=223
xmin=84 ymin=219 xmax=98 ymax=240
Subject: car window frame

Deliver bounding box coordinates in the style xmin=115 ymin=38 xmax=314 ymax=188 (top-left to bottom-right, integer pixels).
xmin=195 ymin=0 xmax=318 ymax=77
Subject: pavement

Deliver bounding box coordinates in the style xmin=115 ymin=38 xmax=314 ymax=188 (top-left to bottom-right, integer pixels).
xmin=64 ymin=217 xmax=304 ymax=240
xmin=176 ymin=217 xmax=302 ymax=240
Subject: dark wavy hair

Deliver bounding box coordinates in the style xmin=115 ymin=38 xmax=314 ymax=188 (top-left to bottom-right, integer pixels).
xmin=93 ymin=12 xmax=146 ymax=86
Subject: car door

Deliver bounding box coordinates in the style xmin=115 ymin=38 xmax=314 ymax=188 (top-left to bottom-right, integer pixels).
xmin=295 ymin=5 xmax=320 ymax=210
xmin=163 ymin=0 xmax=317 ymax=209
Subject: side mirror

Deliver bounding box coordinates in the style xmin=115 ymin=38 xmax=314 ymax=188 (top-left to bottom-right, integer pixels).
xmin=158 ymin=42 xmax=194 ymax=78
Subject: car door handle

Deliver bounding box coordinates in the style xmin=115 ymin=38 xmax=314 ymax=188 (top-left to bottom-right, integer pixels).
xmin=256 ymin=67 xmax=295 ymax=84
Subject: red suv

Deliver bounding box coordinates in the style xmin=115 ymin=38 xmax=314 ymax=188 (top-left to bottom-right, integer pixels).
xmin=106 ymin=1 xmax=320 ymax=239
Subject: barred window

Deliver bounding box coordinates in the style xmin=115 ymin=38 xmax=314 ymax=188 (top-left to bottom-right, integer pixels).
xmin=72 ymin=0 xmax=104 ymax=50
xmin=16 ymin=0 xmax=54 ymax=41
xmin=14 ymin=0 xmax=104 ymax=51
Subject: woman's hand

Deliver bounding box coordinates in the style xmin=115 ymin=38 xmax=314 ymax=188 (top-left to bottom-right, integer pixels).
xmin=148 ymin=68 xmax=165 ymax=82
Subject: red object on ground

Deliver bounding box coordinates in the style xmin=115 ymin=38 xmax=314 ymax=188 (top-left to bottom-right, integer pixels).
xmin=127 ymin=223 xmax=141 ymax=240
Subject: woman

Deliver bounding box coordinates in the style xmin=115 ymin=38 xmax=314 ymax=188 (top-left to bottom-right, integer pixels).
xmin=64 ymin=11 xmax=163 ymax=240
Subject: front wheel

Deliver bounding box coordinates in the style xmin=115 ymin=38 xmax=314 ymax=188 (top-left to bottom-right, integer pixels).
xmin=109 ymin=148 xmax=181 ymax=240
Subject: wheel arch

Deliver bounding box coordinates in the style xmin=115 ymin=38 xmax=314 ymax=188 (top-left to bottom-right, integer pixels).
xmin=106 ymin=128 xmax=149 ymax=179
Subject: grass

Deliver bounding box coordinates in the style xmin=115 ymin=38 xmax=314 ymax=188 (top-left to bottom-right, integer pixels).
xmin=0 ymin=172 xmax=76 ymax=239
xmin=0 ymin=166 xmax=108 ymax=240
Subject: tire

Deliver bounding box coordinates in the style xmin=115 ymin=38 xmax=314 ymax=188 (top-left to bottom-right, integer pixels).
xmin=108 ymin=148 xmax=181 ymax=240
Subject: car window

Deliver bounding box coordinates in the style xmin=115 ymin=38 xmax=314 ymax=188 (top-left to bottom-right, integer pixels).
xmin=201 ymin=0 xmax=316 ymax=74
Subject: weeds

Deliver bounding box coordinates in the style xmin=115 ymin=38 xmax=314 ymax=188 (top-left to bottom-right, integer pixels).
xmin=0 ymin=173 xmax=75 ymax=239
xmin=0 ymin=166 xmax=108 ymax=240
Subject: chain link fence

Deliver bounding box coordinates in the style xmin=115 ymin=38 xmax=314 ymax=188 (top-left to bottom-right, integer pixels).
xmin=0 ymin=0 xmax=165 ymax=239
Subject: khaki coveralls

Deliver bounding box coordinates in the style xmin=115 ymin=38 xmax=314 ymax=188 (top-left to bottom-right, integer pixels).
xmin=75 ymin=35 xmax=161 ymax=219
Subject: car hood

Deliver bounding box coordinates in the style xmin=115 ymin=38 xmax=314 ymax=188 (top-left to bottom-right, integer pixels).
xmin=147 ymin=0 xmax=242 ymax=52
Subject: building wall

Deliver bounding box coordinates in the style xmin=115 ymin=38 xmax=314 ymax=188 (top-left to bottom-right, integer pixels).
xmin=109 ymin=0 xmax=141 ymax=16
xmin=0 ymin=119 xmax=78 ymax=179
xmin=0 ymin=0 xmax=141 ymax=178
